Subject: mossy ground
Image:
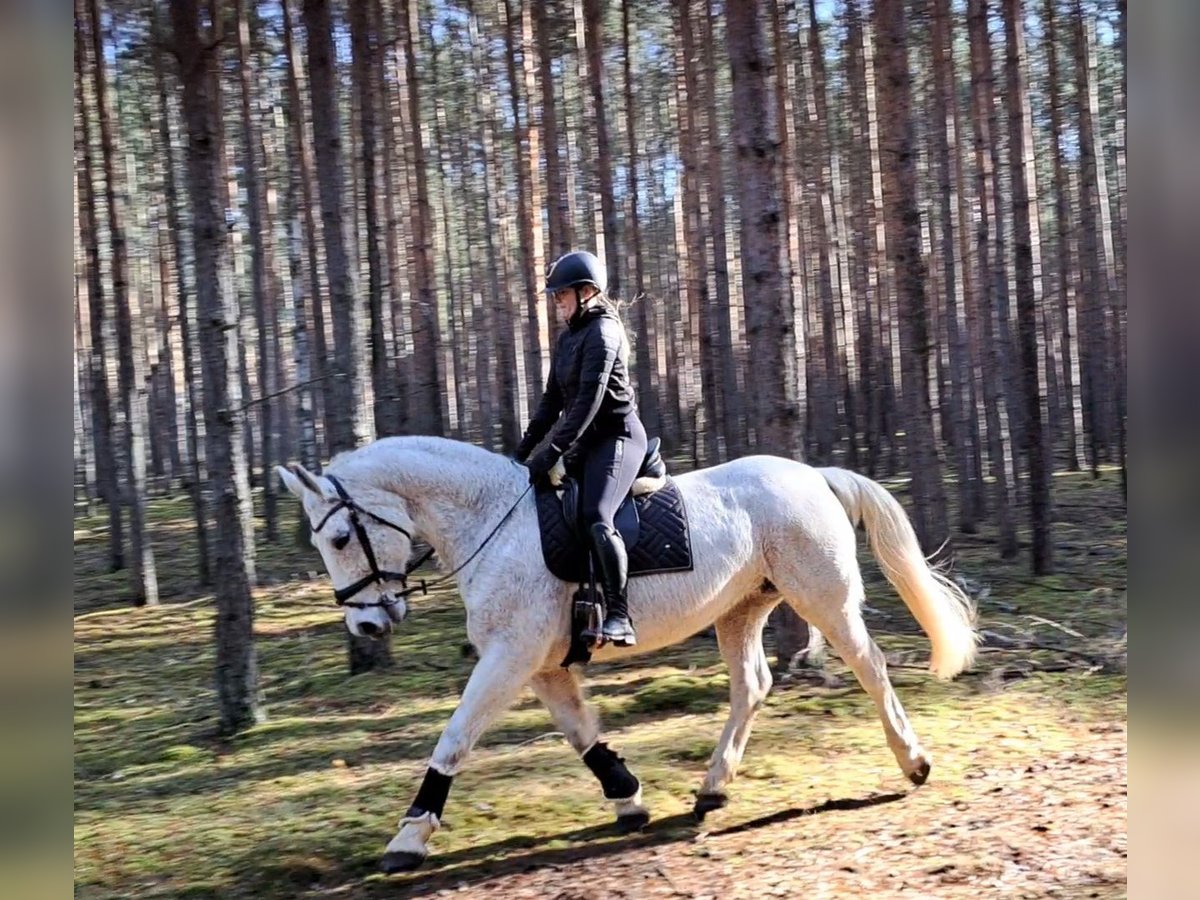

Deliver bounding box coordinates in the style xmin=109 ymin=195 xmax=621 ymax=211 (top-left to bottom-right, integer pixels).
xmin=74 ymin=468 xmax=1126 ymax=898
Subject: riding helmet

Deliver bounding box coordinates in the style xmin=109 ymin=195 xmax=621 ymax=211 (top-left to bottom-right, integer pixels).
xmin=543 ymin=250 xmax=607 ymax=296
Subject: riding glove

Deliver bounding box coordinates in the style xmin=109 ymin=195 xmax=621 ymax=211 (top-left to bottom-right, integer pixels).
xmin=526 ymin=447 xmax=559 ymax=486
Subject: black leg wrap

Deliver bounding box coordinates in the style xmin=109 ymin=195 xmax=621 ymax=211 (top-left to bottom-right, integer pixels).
xmin=405 ymin=767 xmax=454 ymax=819
xmin=582 ymin=741 xmax=640 ymax=800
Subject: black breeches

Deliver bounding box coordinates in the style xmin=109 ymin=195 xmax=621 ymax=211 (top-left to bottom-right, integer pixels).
xmin=578 ymin=417 xmax=648 ymax=531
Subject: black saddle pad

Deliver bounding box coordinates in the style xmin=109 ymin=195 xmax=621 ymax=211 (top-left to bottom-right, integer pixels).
xmin=534 ymin=476 xmax=694 ymax=583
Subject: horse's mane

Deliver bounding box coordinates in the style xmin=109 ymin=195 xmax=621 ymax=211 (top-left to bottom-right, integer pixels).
xmin=328 ymin=435 xmax=522 ymax=501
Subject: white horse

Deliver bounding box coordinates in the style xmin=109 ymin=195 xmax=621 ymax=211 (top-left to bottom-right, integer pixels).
xmin=277 ymin=435 xmax=977 ymax=873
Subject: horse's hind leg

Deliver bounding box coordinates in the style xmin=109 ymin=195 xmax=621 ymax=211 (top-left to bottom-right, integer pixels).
xmin=694 ymin=591 xmax=778 ymax=820
xmin=529 ymin=668 xmax=650 ymax=832
xmin=782 ymin=582 xmax=931 ymax=786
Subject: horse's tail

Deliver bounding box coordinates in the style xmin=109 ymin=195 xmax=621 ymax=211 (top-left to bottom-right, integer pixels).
xmin=818 ymin=467 xmax=979 ymax=680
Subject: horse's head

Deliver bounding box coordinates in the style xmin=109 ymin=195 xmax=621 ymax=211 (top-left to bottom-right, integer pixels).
xmin=277 ymin=462 xmax=417 ymax=638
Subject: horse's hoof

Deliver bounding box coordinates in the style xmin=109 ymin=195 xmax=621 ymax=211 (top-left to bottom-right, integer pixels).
xmin=616 ymin=810 xmax=650 ymax=833
xmin=692 ymin=792 xmax=728 ymax=821
xmin=907 ymin=759 xmax=932 ymax=786
xmin=379 ymin=850 xmax=426 ymax=874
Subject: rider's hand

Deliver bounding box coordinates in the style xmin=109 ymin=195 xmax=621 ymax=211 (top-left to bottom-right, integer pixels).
xmin=526 ymin=448 xmax=558 ymax=487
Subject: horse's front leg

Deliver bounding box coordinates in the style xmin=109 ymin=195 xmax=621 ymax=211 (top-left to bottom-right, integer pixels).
xmin=380 ymin=644 xmax=540 ymax=873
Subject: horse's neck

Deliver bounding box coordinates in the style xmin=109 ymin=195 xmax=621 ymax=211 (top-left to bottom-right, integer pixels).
xmin=370 ymin=444 xmax=520 ymax=572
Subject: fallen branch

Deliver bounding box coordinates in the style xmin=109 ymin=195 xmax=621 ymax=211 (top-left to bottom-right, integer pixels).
xmin=979 ymin=629 xmax=1123 ymax=669
xmin=1023 ymin=614 xmax=1086 ymax=639
xmin=512 ymin=731 xmax=566 ymax=749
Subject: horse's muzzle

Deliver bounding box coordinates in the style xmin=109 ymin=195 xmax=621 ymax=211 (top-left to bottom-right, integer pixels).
xmin=357 ymin=618 xmax=392 ymax=638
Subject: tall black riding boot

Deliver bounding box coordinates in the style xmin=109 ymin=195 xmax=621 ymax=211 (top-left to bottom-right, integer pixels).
xmin=588 ymin=522 xmax=636 ymax=647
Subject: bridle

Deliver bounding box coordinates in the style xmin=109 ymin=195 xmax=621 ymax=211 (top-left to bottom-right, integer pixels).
xmin=313 ymin=474 xmax=434 ymax=610
xmin=313 ymin=472 xmax=532 ymax=612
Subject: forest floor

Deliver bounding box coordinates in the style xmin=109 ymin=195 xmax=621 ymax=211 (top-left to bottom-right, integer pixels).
xmin=74 ymin=467 xmax=1127 ymax=899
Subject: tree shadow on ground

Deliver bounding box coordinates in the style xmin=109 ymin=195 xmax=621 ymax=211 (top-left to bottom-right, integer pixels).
xmin=241 ymin=790 xmax=909 ymax=898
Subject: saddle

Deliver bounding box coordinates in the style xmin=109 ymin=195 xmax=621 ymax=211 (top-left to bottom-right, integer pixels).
xmin=532 ymin=438 xmax=694 ymax=666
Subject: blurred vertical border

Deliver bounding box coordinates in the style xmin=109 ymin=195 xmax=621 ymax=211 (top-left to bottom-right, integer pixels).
xmin=1130 ymin=0 xmax=1200 ymax=896
xmin=1 ymin=0 xmax=71 ymax=896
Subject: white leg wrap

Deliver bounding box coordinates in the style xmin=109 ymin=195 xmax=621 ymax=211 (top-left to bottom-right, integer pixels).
xmin=613 ymin=784 xmax=646 ymax=817
xmin=385 ymin=811 xmax=440 ymax=856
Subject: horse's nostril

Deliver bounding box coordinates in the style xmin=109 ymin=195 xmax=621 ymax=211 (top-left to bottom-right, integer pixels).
xmin=359 ymin=621 xmax=380 ymax=637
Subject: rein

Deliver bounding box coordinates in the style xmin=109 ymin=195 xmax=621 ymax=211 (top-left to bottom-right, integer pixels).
xmin=317 ymin=473 xmax=532 ymax=611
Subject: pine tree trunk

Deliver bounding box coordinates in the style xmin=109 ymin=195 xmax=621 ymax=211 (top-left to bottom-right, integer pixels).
xmin=967 ymin=0 xmax=1019 ymax=558
xmin=305 ymin=0 xmax=392 ymax=672
xmin=583 ymin=0 xmax=620 ymax=297
xmin=467 ymin=0 xmax=519 ymax=451
xmin=151 ymin=217 xmax=182 ymax=488
xmin=1071 ymin=0 xmax=1118 ymax=474
xmin=1003 ymin=0 xmax=1053 ymax=573
xmin=621 ymin=0 xmax=658 ymax=441
xmin=727 ymin=0 xmax=800 ymax=457
xmin=426 ymin=22 xmax=466 ymax=438
xmin=74 ymin=287 xmax=94 ymax=517
xmin=89 ymin=0 xmax=158 ymax=605
xmin=1041 ymin=0 xmax=1089 ymax=472
xmin=843 ymin=0 xmax=880 ymax=476
xmin=287 ymin=166 xmax=320 ymax=479
xmin=867 ymin=3 xmax=901 ymax=479
xmin=399 ymin=0 xmax=444 ymax=436
xmin=151 ymin=5 xmax=212 ymax=577
xmin=766 ymin=0 xmax=803 ymax=463
xmin=235 ymin=0 xmax=278 ymax=543
xmin=801 ymin=1 xmax=843 ymax=466
xmin=124 ymin=111 xmax=162 ymax=496
xmin=141 ymin=102 xmax=182 ymax=493
xmin=446 ymin=41 xmax=486 ymax=444
xmin=262 ymin=88 xmax=293 ymax=470
xmin=847 ymin=0 xmax=892 ymax=475
xmin=213 ymin=54 xmax=257 ymax=503
xmin=571 ymin=0 xmax=603 ymax=253
xmin=700 ymin=0 xmax=743 ymax=458
xmin=372 ymin=0 xmax=404 ymax=437
xmin=816 ymin=0 xmax=859 ymax=471
xmin=73 ymin=213 xmax=95 ymax=515
xmin=930 ymin=0 xmax=981 ymax=532
xmin=304 ymin=0 xmax=364 ymax=453
xmin=281 ymin=0 xmax=330 ymax=461
xmin=170 ymin=0 xmax=261 ymax=735
xmin=874 ymin=0 xmax=948 ymax=555
xmin=504 ymin=0 xmax=550 ymax=411
xmin=975 ymin=0 xmax=1023 ymax=465
xmin=676 ymin=0 xmax=720 ymax=465
xmin=668 ymin=85 xmax=699 ymax=461
xmin=535 ymin=1 xmax=571 ymax=259
xmin=349 ymin=0 xmax=394 ymax=439
xmin=949 ymin=3 xmax=987 ymax=519
xmin=387 ymin=0 xmax=414 ymax=433
xmin=74 ymin=11 xmax=123 ymax=572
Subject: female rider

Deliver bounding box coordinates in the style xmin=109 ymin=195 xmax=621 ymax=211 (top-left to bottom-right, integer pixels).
xmin=515 ymin=250 xmax=648 ymax=647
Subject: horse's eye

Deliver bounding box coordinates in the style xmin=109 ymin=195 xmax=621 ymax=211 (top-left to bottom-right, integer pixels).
xmin=332 ymin=533 xmax=351 ymax=551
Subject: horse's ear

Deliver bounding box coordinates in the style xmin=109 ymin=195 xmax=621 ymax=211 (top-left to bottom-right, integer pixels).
xmin=277 ymin=464 xmax=309 ymax=499
xmin=290 ymin=463 xmax=342 ymax=504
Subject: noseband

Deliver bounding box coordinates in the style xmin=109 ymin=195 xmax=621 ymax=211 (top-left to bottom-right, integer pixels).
xmin=313 ymin=474 xmax=433 ymax=610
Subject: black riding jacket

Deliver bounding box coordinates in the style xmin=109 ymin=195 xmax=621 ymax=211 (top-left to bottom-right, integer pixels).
xmin=516 ymin=303 xmax=638 ymax=463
